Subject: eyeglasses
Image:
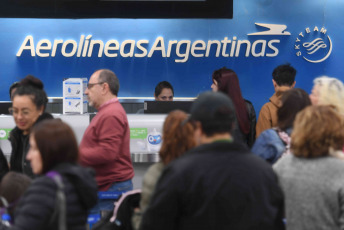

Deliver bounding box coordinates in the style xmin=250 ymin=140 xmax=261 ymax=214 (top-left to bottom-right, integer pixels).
xmin=87 ymin=82 xmax=105 ymax=89
xmin=8 ymin=107 xmax=32 ymax=117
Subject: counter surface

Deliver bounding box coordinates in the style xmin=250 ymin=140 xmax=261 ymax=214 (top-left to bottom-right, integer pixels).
xmin=0 ymin=114 xmax=166 ymax=163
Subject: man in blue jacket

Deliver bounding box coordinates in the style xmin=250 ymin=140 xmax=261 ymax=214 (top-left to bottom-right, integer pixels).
xmin=140 ymin=91 xmax=285 ymax=230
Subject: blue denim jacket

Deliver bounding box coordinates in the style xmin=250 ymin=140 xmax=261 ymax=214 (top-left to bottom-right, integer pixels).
xmin=251 ymin=128 xmax=292 ymax=164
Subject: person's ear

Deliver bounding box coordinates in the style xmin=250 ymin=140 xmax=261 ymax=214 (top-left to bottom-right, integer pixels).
xmin=272 ymin=79 xmax=277 ymax=88
xmin=291 ymin=81 xmax=296 ymax=88
xmin=38 ymin=106 xmax=44 ymax=115
xmin=102 ymin=82 xmax=109 ymax=93
xmin=193 ymin=121 xmax=203 ymax=146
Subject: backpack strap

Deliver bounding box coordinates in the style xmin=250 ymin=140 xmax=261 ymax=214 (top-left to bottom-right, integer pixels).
xmin=110 ymin=189 xmax=141 ymax=222
xmin=46 ymin=171 xmax=67 ymax=230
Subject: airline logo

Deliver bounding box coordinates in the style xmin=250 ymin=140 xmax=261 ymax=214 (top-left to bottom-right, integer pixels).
xmin=15 ymin=23 xmax=331 ymax=63
xmin=15 ymin=23 xmax=289 ymax=63
xmin=248 ymin=23 xmax=291 ymax=36
xmin=295 ymin=26 xmax=332 ymax=63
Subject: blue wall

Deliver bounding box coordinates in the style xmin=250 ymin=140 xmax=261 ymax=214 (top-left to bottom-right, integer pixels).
xmin=0 ymin=0 xmax=343 ymax=113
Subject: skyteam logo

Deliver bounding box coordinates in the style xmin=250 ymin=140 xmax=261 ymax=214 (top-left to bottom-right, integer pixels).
xmin=295 ymin=26 xmax=332 ymax=63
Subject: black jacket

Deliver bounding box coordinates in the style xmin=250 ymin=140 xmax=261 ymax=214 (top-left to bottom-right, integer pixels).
xmin=8 ymin=113 xmax=53 ymax=178
xmin=232 ymin=100 xmax=256 ymax=148
xmin=140 ymin=141 xmax=285 ymax=230
xmin=0 ymin=163 xmax=98 ymax=230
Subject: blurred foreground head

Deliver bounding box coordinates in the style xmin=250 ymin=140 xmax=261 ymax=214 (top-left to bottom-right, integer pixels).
xmin=292 ymin=105 xmax=344 ymax=158
xmin=159 ymin=110 xmax=196 ymax=165
xmin=28 ymin=119 xmax=78 ymax=174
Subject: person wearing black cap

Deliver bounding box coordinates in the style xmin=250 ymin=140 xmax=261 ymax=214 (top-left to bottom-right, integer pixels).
xmin=140 ymin=91 xmax=285 ymax=230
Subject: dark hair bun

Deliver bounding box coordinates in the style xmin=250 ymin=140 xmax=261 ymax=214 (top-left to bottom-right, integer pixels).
xmin=20 ymin=75 xmax=44 ymax=90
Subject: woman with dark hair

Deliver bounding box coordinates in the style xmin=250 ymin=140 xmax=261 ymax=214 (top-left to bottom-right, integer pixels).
xmin=9 ymin=81 xmax=20 ymax=101
xmin=274 ymin=105 xmax=344 ymax=230
xmin=0 ymin=119 xmax=97 ymax=230
xmin=132 ymin=110 xmax=196 ymax=230
xmin=251 ymin=88 xmax=311 ymax=164
xmin=211 ymin=67 xmax=256 ymax=147
xmin=8 ymin=75 xmax=53 ymax=177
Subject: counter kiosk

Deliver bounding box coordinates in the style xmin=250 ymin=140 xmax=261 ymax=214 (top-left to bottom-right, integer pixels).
xmin=0 ymin=113 xmax=167 ymax=189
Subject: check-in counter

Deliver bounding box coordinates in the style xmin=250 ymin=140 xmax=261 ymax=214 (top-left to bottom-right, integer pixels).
xmin=0 ymin=114 xmax=166 ymax=160
xmin=0 ymin=113 xmax=167 ymax=188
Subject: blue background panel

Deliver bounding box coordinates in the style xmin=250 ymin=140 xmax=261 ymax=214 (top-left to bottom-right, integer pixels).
xmin=0 ymin=0 xmax=343 ymax=113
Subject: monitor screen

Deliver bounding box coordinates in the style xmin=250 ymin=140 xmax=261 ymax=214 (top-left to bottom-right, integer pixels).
xmin=0 ymin=102 xmax=12 ymax=115
xmin=144 ymin=101 xmax=194 ymax=114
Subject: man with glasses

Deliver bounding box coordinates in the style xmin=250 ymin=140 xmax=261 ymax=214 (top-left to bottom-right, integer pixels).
xmin=79 ymin=69 xmax=134 ymax=215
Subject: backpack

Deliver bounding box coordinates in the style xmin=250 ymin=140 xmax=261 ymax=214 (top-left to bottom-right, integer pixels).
xmin=92 ymin=189 xmax=141 ymax=230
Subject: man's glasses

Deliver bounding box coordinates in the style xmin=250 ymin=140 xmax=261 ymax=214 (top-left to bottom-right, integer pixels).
xmin=87 ymin=82 xmax=105 ymax=89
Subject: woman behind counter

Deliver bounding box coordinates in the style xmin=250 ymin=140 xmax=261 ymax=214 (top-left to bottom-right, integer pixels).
xmin=8 ymin=75 xmax=53 ymax=178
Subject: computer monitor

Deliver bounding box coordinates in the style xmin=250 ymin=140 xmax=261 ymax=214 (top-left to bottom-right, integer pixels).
xmin=0 ymin=102 xmax=12 ymax=115
xmin=144 ymin=101 xmax=194 ymax=114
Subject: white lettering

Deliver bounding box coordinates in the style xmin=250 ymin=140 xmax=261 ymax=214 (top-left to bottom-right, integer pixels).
xmin=191 ymin=40 xmax=206 ymax=57
xmin=148 ymin=37 xmax=166 ymax=57
xmin=314 ymin=26 xmax=319 ymax=32
xmin=235 ymin=40 xmax=251 ymax=57
xmin=36 ymin=39 xmax=51 ymax=57
xmin=206 ymin=40 xmax=221 ymax=57
xmin=104 ymin=40 xmax=119 ymax=57
xmin=251 ymin=40 xmax=266 ymax=57
xmin=77 ymin=35 xmax=85 ymax=57
xmin=62 ymin=40 xmax=77 ymax=57
xmin=17 ymin=35 xmax=35 ymax=56
xmin=82 ymin=35 xmax=92 ymax=57
xmin=221 ymin=37 xmax=231 ymax=57
xmin=120 ymin=40 xmax=135 ymax=58
xmin=175 ymin=40 xmax=191 ymax=63
xmin=17 ymin=35 xmax=286 ymax=61
xmin=230 ymin=37 xmax=237 ymax=57
xmin=135 ymin=40 xmax=149 ymax=57
xmin=306 ymin=27 xmax=311 ymax=33
xmin=266 ymin=40 xmax=279 ymax=57
xmin=52 ymin=40 xmax=63 ymax=57
xmin=88 ymin=40 xmax=104 ymax=57
xmin=167 ymin=40 xmax=178 ymax=57
xmin=320 ymin=27 xmax=327 ymax=34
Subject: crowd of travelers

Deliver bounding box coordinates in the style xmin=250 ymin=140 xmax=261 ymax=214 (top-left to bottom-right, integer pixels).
xmin=0 ymin=64 xmax=344 ymax=230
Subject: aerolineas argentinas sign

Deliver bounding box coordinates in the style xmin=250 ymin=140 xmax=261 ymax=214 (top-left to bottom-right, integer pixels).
xmin=16 ymin=35 xmax=282 ymax=63
xmin=15 ymin=23 xmax=301 ymax=63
